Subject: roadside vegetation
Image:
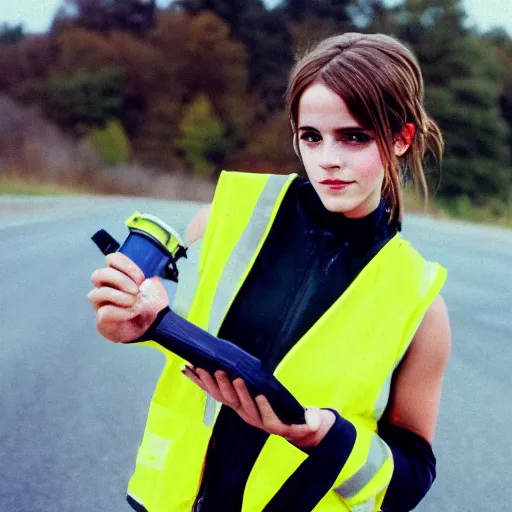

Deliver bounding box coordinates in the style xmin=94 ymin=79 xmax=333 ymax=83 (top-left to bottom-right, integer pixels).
xmin=0 ymin=0 xmax=511 ymax=226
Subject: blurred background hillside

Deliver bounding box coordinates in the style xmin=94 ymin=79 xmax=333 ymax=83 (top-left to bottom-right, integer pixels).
xmin=1 ymin=0 xmax=511 ymax=221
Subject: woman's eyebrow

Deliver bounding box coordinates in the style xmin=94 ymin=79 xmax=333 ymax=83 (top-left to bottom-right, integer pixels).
xmin=336 ymin=126 xmax=371 ymax=132
xmin=298 ymin=125 xmax=371 ymax=131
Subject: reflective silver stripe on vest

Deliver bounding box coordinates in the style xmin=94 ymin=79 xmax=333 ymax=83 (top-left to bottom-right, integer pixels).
xmin=207 ymin=174 xmax=292 ymax=336
xmin=203 ymin=174 xmax=292 ymax=426
xmin=420 ymin=261 xmax=438 ymax=298
xmin=334 ymin=434 xmax=390 ymax=499
xmin=203 ymin=393 xmax=217 ymax=427
xmin=350 ymin=498 xmax=376 ymax=512
xmin=172 ymin=239 xmax=202 ymax=319
xmin=372 ymin=373 xmax=392 ymax=422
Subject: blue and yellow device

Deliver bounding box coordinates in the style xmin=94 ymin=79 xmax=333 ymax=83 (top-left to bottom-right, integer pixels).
xmin=91 ymin=212 xmax=305 ymax=426
xmin=92 ymin=211 xmax=187 ymax=282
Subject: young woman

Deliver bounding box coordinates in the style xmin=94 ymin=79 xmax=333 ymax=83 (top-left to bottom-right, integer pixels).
xmin=88 ymin=33 xmax=451 ymax=512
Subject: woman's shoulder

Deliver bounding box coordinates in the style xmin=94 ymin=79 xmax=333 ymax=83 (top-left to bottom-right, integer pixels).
xmin=387 ymin=293 xmax=451 ymax=442
xmin=185 ymin=204 xmax=211 ymax=246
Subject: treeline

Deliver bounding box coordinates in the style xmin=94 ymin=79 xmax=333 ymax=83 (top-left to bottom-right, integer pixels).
xmin=0 ymin=0 xmax=511 ymax=215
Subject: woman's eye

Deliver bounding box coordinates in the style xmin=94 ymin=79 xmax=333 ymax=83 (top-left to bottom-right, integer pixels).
xmin=341 ymin=132 xmax=373 ymax=144
xmin=300 ymin=132 xmax=321 ymax=143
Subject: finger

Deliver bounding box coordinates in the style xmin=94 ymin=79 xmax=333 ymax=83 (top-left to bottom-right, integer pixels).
xmin=285 ymin=409 xmax=336 ymax=449
xmin=91 ymin=267 xmax=139 ymax=295
xmin=254 ymin=394 xmax=290 ymax=436
xmin=305 ymin=408 xmax=322 ymax=431
xmin=88 ymin=287 xmax=138 ymax=311
xmin=214 ymin=371 xmax=241 ymax=408
xmin=182 ymin=366 xmax=206 ymax=390
xmin=255 ymin=397 xmax=316 ymax=440
xmin=195 ymin=368 xmax=223 ymax=401
xmin=137 ymin=277 xmax=168 ymax=306
xmin=254 ymin=397 xmax=317 ymax=433
xmin=233 ymin=378 xmax=261 ymax=424
xmin=184 ymin=365 xmax=199 ymax=378
xmin=106 ymin=252 xmax=146 ymax=285
xmin=96 ymin=304 xmax=139 ymax=324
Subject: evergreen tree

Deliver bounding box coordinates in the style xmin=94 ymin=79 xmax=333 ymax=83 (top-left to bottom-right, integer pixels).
xmin=279 ymin=0 xmax=353 ymax=27
xmin=393 ymin=0 xmax=511 ymax=204
xmin=0 ymin=24 xmax=24 ymax=45
xmin=490 ymin=33 xmax=512 ymax=158
xmin=44 ymin=68 xmax=125 ymax=130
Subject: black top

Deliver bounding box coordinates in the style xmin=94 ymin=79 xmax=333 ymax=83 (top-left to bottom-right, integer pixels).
xmin=194 ymin=177 xmax=398 ymax=511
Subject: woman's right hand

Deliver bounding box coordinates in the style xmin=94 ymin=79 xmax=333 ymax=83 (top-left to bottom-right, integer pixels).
xmin=88 ymin=252 xmax=169 ymax=343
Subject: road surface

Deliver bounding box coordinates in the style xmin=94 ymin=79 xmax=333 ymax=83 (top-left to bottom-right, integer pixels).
xmin=0 ymin=196 xmax=510 ymax=511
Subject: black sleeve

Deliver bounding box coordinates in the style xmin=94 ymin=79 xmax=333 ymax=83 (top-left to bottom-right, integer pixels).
xmin=378 ymin=421 xmax=437 ymax=512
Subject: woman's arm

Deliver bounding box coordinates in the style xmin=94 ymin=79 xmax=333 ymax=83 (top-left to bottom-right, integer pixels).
xmin=379 ymin=294 xmax=451 ymax=510
xmin=184 ymin=204 xmax=211 ymax=246
xmin=386 ymin=294 xmax=451 ymax=443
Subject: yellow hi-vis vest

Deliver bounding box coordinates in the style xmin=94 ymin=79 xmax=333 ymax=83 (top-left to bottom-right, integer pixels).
xmin=127 ymin=171 xmax=447 ymax=512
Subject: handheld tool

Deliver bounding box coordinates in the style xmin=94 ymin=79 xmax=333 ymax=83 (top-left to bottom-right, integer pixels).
xmin=91 ymin=212 xmax=305 ymax=425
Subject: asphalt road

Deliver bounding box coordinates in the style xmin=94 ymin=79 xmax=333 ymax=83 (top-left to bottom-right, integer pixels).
xmin=0 ymin=196 xmax=510 ymax=512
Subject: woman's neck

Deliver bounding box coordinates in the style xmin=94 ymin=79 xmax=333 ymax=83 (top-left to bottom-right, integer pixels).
xmin=297 ymin=178 xmax=389 ymax=241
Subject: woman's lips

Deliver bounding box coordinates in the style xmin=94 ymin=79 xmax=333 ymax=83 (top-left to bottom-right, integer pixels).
xmin=318 ymin=179 xmax=355 ymax=190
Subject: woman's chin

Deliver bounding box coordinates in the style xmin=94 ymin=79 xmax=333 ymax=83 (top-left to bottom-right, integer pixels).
xmin=316 ymin=188 xmax=381 ymax=218
xmin=318 ymin=195 xmax=355 ymax=215
xmin=319 ymin=196 xmax=376 ymax=218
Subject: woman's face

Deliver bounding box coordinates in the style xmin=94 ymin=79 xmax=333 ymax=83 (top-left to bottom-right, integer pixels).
xmin=297 ymin=80 xmax=391 ymax=218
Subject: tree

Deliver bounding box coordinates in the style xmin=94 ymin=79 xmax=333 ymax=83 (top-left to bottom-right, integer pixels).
xmin=231 ymin=110 xmax=299 ymax=175
xmin=137 ymin=11 xmax=251 ymax=168
xmin=44 ymin=68 xmax=125 ymax=131
xmin=56 ymin=0 xmax=156 ymax=34
xmin=88 ymin=118 xmax=131 ymax=165
xmin=236 ymin=4 xmax=293 ymax=114
xmin=392 ymin=0 xmax=511 ymax=204
xmin=279 ymin=0 xmax=353 ymax=27
xmin=55 ymin=28 xmax=117 ymax=75
xmin=52 ymin=27 xmax=168 ymax=136
xmin=288 ymin=15 xmax=340 ymax=55
xmin=348 ymin=0 xmax=397 ymax=34
xmin=178 ymin=94 xmax=227 ymax=177
xmin=490 ymin=32 xmax=512 ymax=156
xmin=0 ymin=35 xmax=55 ymax=104
xmin=174 ymin=0 xmax=293 ymax=115
xmin=132 ymin=95 xmax=184 ymax=168
xmin=0 ymin=23 xmax=24 ymax=45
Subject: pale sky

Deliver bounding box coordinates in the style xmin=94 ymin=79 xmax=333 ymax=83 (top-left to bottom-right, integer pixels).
xmin=1 ymin=0 xmax=511 ymax=36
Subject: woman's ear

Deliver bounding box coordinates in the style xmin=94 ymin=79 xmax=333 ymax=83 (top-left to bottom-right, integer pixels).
xmin=394 ymin=122 xmax=416 ymax=157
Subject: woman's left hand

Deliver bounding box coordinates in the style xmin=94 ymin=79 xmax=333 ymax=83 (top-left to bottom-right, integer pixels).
xmin=182 ymin=366 xmax=336 ymax=452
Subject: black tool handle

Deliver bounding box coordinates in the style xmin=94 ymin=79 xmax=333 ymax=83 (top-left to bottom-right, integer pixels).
xmin=145 ymin=307 xmax=306 ymax=425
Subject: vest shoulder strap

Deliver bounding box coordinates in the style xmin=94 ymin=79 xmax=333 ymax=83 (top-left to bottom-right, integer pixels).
xmin=186 ymin=171 xmax=296 ymax=331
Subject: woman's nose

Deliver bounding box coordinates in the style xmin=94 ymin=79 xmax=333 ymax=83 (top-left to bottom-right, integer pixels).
xmin=319 ymin=140 xmax=341 ymax=170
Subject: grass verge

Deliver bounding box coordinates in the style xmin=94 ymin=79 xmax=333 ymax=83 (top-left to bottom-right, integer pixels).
xmin=0 ymin=180 xmax=87 ymax=196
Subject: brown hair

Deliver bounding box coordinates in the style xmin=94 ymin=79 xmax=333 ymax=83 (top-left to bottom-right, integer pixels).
xmin=287 ymin=33 xmax=444 ymax=224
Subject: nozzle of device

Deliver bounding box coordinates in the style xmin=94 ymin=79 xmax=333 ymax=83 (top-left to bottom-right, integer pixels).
xmin=91 ymin=212 xmax=187 ymax=282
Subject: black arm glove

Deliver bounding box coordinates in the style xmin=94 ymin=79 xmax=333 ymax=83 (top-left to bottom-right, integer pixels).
xmin=379 ymin=421 xmax=437 ymax=511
